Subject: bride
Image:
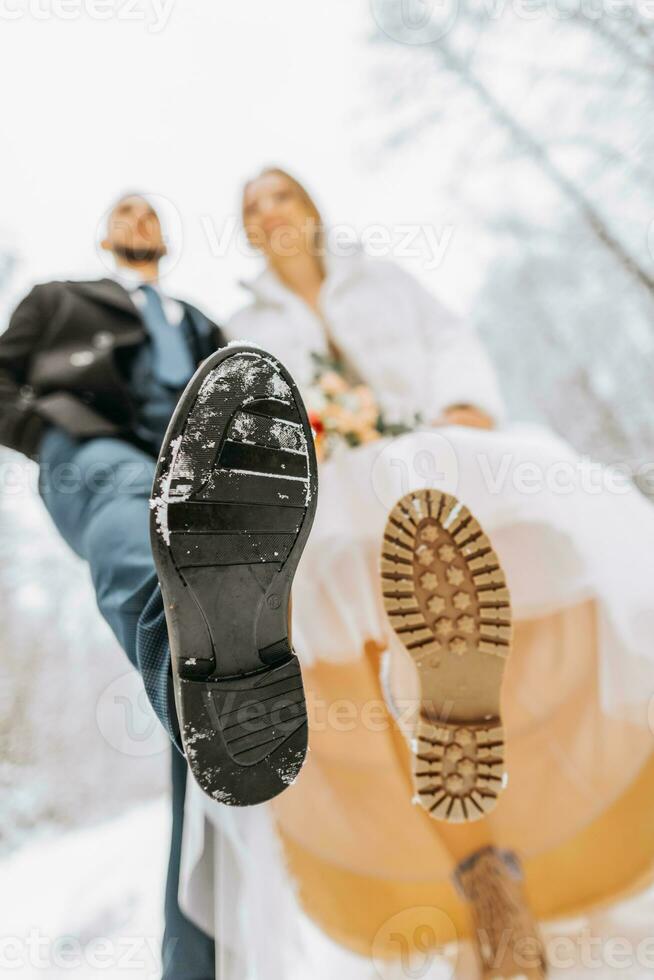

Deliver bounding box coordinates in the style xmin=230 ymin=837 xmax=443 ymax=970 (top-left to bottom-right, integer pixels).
xmin=177 ymin=168 xmax=654 ymax=979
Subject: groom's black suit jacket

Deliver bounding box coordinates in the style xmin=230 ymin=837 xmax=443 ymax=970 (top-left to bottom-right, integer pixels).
xmin=0 ymin=278 xmax=226 ymax=460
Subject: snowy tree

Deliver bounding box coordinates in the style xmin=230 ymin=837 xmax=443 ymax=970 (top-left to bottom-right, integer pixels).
xmin=369 ymin=0 xmax=654 ymax=495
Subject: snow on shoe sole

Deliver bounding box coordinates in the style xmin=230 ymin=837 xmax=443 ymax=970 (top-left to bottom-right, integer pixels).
xmin=150 ymin=345 xmax=318 ymax=806
xmin=380 ymin=489 xmax=511 ymax=823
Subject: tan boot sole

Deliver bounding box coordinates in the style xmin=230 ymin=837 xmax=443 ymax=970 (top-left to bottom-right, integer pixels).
xmin=380 ymin=489 xmax=512 ymax=823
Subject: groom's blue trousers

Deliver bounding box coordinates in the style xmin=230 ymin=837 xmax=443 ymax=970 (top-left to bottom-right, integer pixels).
xmin=38 ymin=427 xmax=216 ymax=980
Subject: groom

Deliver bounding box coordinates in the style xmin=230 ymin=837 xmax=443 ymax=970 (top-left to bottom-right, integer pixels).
xmin=0 ymin=193 xmax=316 ymax=980
xmin=0 ymin=193 xmax=220 ymax=978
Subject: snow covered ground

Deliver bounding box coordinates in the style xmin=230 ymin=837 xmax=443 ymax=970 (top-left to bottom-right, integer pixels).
xmin=0 ymin=460 xmax=169 ymax=856
xmin=0 ymin=799 xmax=169 ymax=979
xmin=3 ymin=795 xmax=654 ymax=979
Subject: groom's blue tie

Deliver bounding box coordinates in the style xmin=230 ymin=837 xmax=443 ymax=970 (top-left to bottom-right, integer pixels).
xmin=138 ymin=284 xmax=195 ymax=388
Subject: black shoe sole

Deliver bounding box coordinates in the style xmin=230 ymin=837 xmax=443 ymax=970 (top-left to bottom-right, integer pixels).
xmin=150 ymin=344 xmax=318 ymax=805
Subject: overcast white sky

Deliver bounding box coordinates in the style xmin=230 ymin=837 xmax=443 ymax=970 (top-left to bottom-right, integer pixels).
xmin=0 ymin=0 xmax=487 ymax=324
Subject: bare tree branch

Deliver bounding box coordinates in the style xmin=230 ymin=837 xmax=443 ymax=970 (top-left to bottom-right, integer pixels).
xmin=431 ymin=38 xmax=654 ymax=297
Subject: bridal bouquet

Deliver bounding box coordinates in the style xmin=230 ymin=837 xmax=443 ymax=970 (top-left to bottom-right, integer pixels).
xmin=306 ymin=353 xmax=413 ymax=461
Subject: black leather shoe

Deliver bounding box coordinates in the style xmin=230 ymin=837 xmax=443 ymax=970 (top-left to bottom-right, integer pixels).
xmin=150 ymin=344 xmax=318 ymax=805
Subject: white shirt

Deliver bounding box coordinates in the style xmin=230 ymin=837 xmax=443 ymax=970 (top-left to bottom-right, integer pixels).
xmin=111 ymin=266 xmax=185 ymax=327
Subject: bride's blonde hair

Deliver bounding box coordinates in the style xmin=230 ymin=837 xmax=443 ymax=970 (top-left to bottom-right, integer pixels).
xmin=242 ymin=167 xmax=324 ymax=255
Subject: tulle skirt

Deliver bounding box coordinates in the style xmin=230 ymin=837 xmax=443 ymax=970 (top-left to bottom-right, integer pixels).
xmin=180 ymin=423 xmax=654 ymax=979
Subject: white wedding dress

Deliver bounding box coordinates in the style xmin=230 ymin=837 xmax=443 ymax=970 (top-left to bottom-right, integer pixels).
xmin=177 ymin=251 xmax=654 ymax=980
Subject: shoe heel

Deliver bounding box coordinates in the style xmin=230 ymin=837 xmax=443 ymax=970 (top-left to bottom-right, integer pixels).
xmin=178 ymin=657 xmax=307 ymax=805
xmin=413 ymin=718 xmax=505 ymax=822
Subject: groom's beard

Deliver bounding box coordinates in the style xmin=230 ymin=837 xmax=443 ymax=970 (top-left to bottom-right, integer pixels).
xmin=112 ymin=243 xmax=167 ymax=263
